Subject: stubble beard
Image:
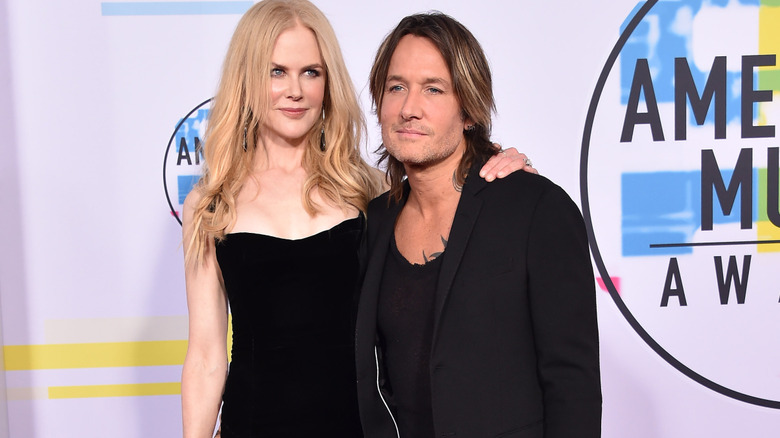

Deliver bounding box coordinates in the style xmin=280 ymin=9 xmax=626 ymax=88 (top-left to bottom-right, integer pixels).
xmin=383 ymin=125 xmax=465 ymax=169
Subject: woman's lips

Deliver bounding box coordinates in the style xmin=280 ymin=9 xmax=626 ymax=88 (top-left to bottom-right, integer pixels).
xmin=278 ymin=107 xmax=307 ymax=118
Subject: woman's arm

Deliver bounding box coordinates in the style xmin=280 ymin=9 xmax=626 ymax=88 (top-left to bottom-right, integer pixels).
xmin=181 ymin=191 xmax=229 ymax=438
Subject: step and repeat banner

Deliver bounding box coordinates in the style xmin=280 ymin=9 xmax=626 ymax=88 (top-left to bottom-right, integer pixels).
xmin=1 ymin=0 xmax=779 ymax=436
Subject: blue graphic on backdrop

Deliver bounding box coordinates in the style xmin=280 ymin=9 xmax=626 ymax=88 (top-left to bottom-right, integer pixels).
xmin=619 ymin=0 xmax=765 ymax=256
xmin=582 ymin=0 xmax=780 ymax=410
xmin=176 ymin=108 xmax=209 ymax=158
xmin=163 ymin=99 xmax=211 ymax=224
xmin=175 ymin=108 xmax=209 ymax=202
xmin=622 ymin=170 xmax=760 ymax=256
xmin=619 ymin=0 xmax=760 ymax=124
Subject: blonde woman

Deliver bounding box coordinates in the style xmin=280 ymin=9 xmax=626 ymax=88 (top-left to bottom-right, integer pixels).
xmin=180 ymin=1 xmax=533 ymax=436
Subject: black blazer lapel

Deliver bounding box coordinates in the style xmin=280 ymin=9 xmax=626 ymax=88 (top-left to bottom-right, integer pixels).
xmin=364 ymin=188 xmax=408 ymax=304
xmin=355 ymin=191 xmax=409 ymax=437
xmin=361 ymin=211 xmax=396 ymax=318
xmin=432 ymin=163 xmax=487 ymax=344
xmin=356 ymin=188 xmax=407 ymax=377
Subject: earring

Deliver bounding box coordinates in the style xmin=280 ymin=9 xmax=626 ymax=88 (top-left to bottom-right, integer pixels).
xmin=319 ymin=109 xmax=326 ymax=151
xmin=243 ymin=123 xmax=248 ymax=151
xmin=242 ymin=109 xmax=253 ymax=152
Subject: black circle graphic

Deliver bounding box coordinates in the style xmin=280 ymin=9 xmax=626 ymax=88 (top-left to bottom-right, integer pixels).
xmin=163 ymin=98 xmax=212 ymax=226
xmin=579 ymin=0 xmax=780 ymax=409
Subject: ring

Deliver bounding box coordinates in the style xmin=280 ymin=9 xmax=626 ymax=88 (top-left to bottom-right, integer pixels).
xmin=500 ymin=149 xmax=506 ymax=155
xmin=524 ymin=157 xmax=532 ymax=167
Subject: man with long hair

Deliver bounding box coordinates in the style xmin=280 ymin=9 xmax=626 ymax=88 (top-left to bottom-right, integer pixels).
xmin=355 ymin=12 xmax=602 ymax=438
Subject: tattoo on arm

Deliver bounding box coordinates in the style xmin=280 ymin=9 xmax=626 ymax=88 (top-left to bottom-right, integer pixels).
xmin=423 ymin=236 xmax=449 ymax=263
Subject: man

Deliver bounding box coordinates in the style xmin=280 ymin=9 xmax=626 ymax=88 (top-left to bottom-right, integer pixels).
xmin=355 ymin=12 xmax=602 ymax=438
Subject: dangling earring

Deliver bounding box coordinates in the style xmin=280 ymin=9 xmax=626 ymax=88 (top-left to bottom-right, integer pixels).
xmin=319 ymin=108 xmax=326 ymax=151
xmin=243 ymin=122 xmax=248 ymax=152
xmin=242 ymin=109 xmax=253 ymax=152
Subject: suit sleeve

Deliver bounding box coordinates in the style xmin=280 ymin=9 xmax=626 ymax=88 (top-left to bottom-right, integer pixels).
xmin=526 ymin=184 xmax=602 ymax=437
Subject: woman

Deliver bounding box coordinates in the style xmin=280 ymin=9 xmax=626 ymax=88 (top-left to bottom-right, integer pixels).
xmin=181 ymin=1 xmax=533 ymax=436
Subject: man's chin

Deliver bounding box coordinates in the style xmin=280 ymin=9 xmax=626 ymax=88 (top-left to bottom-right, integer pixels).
xmin=398 ymin=155 xmax=449 ymax=171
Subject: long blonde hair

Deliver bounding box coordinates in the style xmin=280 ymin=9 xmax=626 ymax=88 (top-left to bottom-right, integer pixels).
xmin=187 ymin=0 xmax=382 ymax=265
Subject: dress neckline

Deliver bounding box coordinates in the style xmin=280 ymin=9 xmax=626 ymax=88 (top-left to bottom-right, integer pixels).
xmin=225 ymin=214 xmax=362 ymax=242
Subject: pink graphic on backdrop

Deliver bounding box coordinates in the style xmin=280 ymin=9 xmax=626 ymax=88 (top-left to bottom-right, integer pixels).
xmin=597 ymin=277 xmax=621 ymax=295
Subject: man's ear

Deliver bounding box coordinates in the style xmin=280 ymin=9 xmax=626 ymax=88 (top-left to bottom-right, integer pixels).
xmin=464 ymin=119 xmax=475 ymax=131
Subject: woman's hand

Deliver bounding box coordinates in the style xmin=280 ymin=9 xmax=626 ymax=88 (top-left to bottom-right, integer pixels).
xmin=479 ymin=145 xmax=537 ymax=181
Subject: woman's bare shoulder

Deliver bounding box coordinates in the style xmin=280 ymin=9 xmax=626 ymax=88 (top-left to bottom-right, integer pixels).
xmin=182 ymin=186 xmax=206 ymax=225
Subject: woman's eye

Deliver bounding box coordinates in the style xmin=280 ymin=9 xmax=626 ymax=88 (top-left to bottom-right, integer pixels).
xmin=271 ymin=68 xmax=284 ymax=77
xmin=304 ymin=69 xmax=321 ymax=77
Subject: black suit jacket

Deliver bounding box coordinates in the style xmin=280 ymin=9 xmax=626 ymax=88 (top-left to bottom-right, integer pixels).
xmin=355 ymin=162 xmax=602 ymax=438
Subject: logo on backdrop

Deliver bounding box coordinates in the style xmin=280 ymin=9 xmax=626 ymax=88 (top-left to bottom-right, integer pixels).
xmin=582 ymin=0 xmax=779 ymax=408
xmin=163 ymin=99 xmax=211 ymax=225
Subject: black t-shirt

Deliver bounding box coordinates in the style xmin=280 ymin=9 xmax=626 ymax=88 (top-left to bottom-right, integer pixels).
xmin=377 ymin=233 xmax=443 ymax=437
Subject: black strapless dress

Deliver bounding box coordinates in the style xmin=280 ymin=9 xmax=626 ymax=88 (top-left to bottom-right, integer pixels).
xmin=215 ymin=215 xmax=364 ymax=437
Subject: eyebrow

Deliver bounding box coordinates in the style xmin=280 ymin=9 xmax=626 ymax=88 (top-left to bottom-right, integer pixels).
xmin=271 ymin=62 xmax=324 ymax=70
xmin=386 ymin=74 xmax=450 ymax=87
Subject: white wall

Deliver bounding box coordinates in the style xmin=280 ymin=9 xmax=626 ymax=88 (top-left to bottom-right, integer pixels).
xmin=0 ymin=0 xmax=17 ymax=434
xmin=1 ymin=0 xmax=778 ymax=436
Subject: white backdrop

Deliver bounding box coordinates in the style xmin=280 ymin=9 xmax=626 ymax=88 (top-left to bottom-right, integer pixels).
xmin=1 ymin=0 xmax=779 ymax=436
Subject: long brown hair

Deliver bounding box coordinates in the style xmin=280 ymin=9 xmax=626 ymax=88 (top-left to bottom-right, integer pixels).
xmin=369 ymin=12 xmax=497 ymax=201
xmin=187 ymin=0 xmax=382 ymax=265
